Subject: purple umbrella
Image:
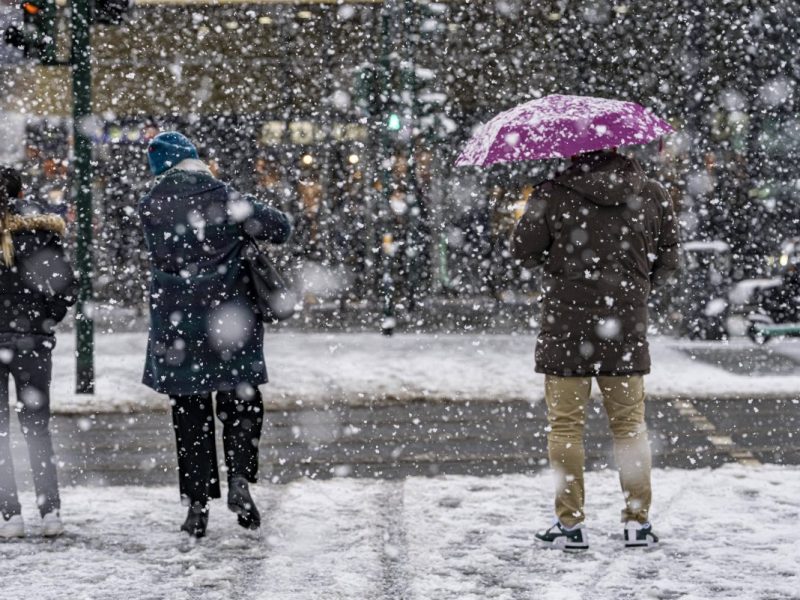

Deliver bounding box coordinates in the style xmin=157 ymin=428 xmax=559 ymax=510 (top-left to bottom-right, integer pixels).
xmin=455 ymin=94 xmax=674 ymax=167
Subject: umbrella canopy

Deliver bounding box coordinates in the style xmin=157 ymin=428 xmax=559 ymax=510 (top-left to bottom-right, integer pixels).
xmin=455 ymin=94 xmax=674 ymax=167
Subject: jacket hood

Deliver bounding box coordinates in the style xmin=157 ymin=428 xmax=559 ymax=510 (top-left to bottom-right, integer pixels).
xmin=556 ymin=153 xmax=646 ymax=207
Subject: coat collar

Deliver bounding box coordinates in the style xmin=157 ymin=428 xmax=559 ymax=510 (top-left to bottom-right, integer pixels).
xmin=150 ymin=160 xmax=222 ymax=198
xmin=7 ymin=213 xmax=66 ymax=236
xmin=173 ymin=158 xmax=213 ymax=175
xmin=157 ymin=158 xmax=214 ymax=182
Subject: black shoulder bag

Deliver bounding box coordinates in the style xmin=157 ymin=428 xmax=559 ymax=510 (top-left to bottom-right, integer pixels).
xmin=242 ymin=241 xmax=297 ymax=323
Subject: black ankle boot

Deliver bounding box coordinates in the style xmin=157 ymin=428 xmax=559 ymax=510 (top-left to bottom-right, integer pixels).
xmin=181 ymin=501 xmax=208 ymax=538
xmin=227 ymin=475 xmax=261 ymax=530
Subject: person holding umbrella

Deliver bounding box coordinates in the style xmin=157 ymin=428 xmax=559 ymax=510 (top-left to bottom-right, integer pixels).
xmin=458 ymin=95 xmax=680 ymax=550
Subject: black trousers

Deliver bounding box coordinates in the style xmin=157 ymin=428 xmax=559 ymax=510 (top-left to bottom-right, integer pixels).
xmin=170 ymin=386 xmax=264 ymax=505
xmin=0 ymin=338 xmax=60 ymax=519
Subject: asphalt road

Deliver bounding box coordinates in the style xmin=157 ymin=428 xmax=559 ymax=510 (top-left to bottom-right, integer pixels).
xmin=7 ymin=396 xmax=799 ymax=491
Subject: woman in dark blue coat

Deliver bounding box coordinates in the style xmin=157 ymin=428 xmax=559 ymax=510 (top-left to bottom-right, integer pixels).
xmin=139 ymin=132 xmax=291 ymax=538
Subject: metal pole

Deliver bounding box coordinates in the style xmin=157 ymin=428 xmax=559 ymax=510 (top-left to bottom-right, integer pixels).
xmin=317 ymin=4 xmax=335 ymax=267
xmin=379 ymin=0 xmax=395 ymax=334
xmin=71 ymin=0 xmax=94 ymax=393
xmin=401 ymin=0 xmax=420 ymax=311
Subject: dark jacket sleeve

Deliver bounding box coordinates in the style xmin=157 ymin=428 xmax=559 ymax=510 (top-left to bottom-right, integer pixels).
xmin=48 ymin=235 xmax=78 ymax=324
xmin=241 ymin=194 xmax=293 ymax=244
xmin=511 ymin=195 xmax=551 ymax=267
xmin=650 ymin=183 xmax=681 ymax=289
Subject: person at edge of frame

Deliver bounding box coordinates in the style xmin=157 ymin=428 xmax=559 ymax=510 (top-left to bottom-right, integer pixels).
xmin=0 ymin=165 xmax=77 ymax=539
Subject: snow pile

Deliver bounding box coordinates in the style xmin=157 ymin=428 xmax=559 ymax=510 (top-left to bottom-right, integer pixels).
xmin=0 ymin=465 xmax=797 ymax=599
xmin=42 ymin=332 xmax=800 ymax=414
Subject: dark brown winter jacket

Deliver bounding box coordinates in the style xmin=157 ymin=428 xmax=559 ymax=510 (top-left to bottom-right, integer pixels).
xmin=511 ymin=152 xmax=680 ymax=376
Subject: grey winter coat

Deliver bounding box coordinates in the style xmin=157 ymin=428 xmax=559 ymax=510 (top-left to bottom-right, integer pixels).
xmin=511 ymin=152 xmax=680 ymax=376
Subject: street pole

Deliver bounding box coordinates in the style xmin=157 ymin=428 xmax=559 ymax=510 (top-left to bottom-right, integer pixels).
xmin=71 ymin=0 xmax=94 ymax=393
xmin=379 ymin=0 xmax=396 ymax=335
xmin=400 ymin=0 xmax=420 ymax=311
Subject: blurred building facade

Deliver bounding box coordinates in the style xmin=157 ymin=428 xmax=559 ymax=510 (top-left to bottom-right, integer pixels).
xmin=1 ymin=0 xmax=798 ymax=329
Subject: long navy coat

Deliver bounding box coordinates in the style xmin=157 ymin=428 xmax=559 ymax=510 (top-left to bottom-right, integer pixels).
xmin=139 ymin=168 xmax=291 ymax=396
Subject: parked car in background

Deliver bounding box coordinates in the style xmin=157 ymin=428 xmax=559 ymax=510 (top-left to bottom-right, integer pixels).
xmin=672 ymin=240 xmax=731 ymax=340
xmin=731 ymin=238 xmax=800 ymax=343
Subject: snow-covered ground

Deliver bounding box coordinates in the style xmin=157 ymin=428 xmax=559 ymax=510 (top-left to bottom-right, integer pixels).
xmin=1 ymin=465 xmax=797 ymax=599
xmin=44 ymin=332 xmax=800 ymax=414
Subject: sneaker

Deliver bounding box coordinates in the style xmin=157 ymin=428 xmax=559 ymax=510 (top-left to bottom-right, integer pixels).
xmin=624 ymin=521 xmax=659 ymax=548
xmin=227 ymin=475 xmax=261 ymax=530
xmin=0 ymin=514 xmax=24 ymax=539
xmin=41 ymin=511 xmax=64 ymax=537
xmin=181 ymin=502 xmax=208 ymax=539
xmin=535 ymin=520 xmax=589 ymax=550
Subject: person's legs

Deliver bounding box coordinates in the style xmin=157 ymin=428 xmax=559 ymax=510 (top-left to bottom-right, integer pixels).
xmin=544 ymin=375 xmax=592 ymax=527
xmin=11 ymin=343 xmax=59 ymax=517
xmin=217 ymin=384 xmax=263 ymax=529
xmin=0 ymin=357 xmax=21 ymax=519
xmin=597 ymin=375 xmax=651 ymax=524
xmin=170 ymin=394 xmax=220 ymax=506
xmin=216 ymin=384 xmax=263 ymax=483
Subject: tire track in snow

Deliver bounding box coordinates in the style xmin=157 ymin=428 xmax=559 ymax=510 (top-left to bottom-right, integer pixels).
xmin=229 ymin=484 xmax=282 ymax=600
xmin=376 ymin=481 xmax=411 ymax=600
xmin=584 ymin=476 xmax=694 ymax=599
xmin=238 ymin=478 xmax=385 ymax=599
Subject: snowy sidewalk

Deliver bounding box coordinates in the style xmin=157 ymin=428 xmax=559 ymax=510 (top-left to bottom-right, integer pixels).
xmin=1 ymin=465 xmax=797 ymax=600
xmin=45 ymin=332 xmax=800 ymax=414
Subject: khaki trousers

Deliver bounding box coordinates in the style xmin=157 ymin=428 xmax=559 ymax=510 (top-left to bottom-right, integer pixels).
xmin=544 ymin=375 xmax=652 ymax=527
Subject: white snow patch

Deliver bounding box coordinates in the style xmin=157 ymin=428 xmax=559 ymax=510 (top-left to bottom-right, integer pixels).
xmin=38 ymin=332 xmax=800 ymax=414
xmin=703 ymin=298 xmax=728 ymax=317
xmin=1 ymin=465 xmax=797 ymax=599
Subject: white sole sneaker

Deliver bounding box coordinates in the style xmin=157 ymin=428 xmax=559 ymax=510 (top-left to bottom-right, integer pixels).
xmin=535 ymin=522 xmax=590 ymax=551
xmin=0 ymin=514 xmax=25 ymax=539
xmin=624 ymin=522 xmax=659 ymax=548
xmin=42 ymin=511 xmax=64 ymax=537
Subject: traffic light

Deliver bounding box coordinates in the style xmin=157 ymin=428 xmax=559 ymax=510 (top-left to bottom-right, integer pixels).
xmin=2 ymin=0 xmax=57 ymax=65
xmin=386 ymin=113 xmax=402 ymax=131
xmin=94 ymin=0 xmax=130 ymax=26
